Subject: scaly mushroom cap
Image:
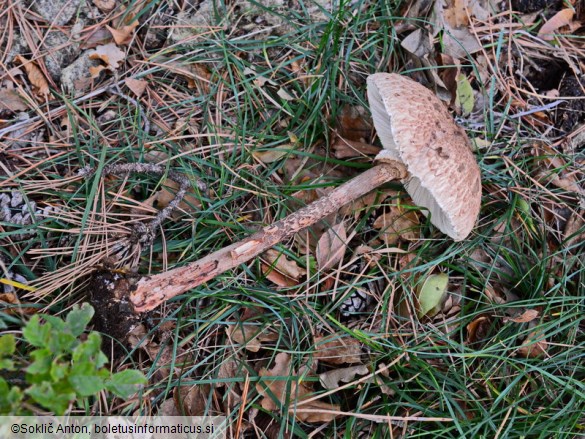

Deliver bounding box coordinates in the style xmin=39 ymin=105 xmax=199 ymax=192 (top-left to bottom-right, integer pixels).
xmin=367 ymin=73 xmax=481 ymax=241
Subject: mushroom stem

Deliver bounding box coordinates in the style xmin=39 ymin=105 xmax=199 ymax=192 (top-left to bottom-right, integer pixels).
xmin=129 ymin=161 xmax=407 ymax=312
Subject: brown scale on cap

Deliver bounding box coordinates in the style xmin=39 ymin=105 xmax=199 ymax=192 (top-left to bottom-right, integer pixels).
xmin=367 ymin=73 xmax=482 ymax=241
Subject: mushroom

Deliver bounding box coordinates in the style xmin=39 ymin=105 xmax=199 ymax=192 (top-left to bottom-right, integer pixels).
xmin=128 ymin=73 xmax=482 ymax=312
xmin=367 ymin=73 xmax=482 ymax=241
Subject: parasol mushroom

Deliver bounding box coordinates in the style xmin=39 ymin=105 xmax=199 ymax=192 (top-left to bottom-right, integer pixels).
xmin=128 ymin=73 xmax=482 ymax=313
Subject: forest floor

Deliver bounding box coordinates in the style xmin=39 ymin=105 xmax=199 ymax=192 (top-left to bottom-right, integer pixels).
xmin=0 ymin=0 xmax=584 ymax=437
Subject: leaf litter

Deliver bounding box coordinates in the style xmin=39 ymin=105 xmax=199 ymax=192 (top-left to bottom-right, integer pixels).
xmin=1 ymin=0 xmax=583 ymax=434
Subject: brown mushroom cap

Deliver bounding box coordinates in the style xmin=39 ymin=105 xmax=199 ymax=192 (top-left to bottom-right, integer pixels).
xmin=367 ymin=73 xmax=481 ymax=241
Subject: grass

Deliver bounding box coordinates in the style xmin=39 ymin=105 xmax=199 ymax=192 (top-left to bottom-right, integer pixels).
xmin=1 ymin=0 xmax=584 ymax=437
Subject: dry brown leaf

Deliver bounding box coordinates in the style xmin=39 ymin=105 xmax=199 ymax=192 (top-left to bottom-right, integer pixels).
xmin=262 ymin=249 xmax=306 ymax=280
xmin=313 ymin=335 xmax=362 ymax=365
xmin=226 ymin=324 xmax=278 ymax=352
xmin=164 ymin=62 xmax=212 ymax=95
xmin=93 ymin=0 xmax=116 ymax=12
xmin=89 ymin=65 xmax=107 ymax=79
xmin=158 ymin=398 xmax=180 ymax=416
xmin=261 ymin=263 xmax=298 ymax=287
xmin=253 ymin=144 xmax=295 ymax=163
xmin=0 ymin=89 xmax=28 ymax=112
xmin=14 ymin=55 xmax=50 ymax=97
xmin=0 ymin=291 xmax=36 ymax=315
xmin=257 ymin=353 xmax=340 ymax=423
xmin=107 ymin=20 xmax=139 ymax=45
xmin=319 ymin=365 xmax=369 ymax=390
xmin=443 ymin=0 xmax=469 ymax=27
xmin=538 ymin=8 xmax=575 ymax=40
xmin=141 ymin=178 xmax=201 ymax=218
xmin=81 ymin=27 xmax=113 ymax=49
xmin=517 ymin=331 xmax=548 ymax=358
xmin=174 ymin=384 xmax=211 ymax=416
xmin=89 ymin=43 xmax=125 ymax=70
xmin=373 ymin=206 xmax=419 ymax=245
xmin=316 ymin=222 xmax=347 ymax=271
xmin=466 ymin=314 xmax=494 ymax=345
xmin=124 ymin=78 xmax=147 ymax=97
xmin=332 ymin=137 xmax=381 ymax=159
xmin=336 ymin=105 xmax=372 ymax=141
xmin=504 ymin=309 xmax=539 ymax=323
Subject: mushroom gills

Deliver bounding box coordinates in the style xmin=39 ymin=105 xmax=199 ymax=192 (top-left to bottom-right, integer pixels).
xmin=405 ymin=176 xmax=458 ymax=240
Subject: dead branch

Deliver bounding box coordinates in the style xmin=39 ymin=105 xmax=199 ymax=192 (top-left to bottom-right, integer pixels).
xmin=129 ymin=161 xmax=407 ymax=312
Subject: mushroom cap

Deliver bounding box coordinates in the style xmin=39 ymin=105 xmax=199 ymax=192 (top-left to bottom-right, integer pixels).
xmin=367 ymin=73 xmax=481 ymax=241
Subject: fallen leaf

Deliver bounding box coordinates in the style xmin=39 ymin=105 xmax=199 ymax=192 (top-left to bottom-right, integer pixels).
xmin=417 ymin=273 xmax=449 ymax=318
xmin=14 ymin=55 xmax=50 ymax=97
xmin=262 ymin=249 xmax=306 ymax=280
xmin=157 ymin=398 xmax=180 ymax=416
xmin=313 ymin=335 xmax=362 ymax=365
xmin=124 ymin=78 xmax=147 ymax=97
xmin=316 ymin=222 xmax=347 ymax=271
xmin=319 ymin=365 xmax=369 ymax=389
xmin=253 ymin=144 xmax=295 ymax=163
xmin=89 ymin=43 xmax=125 ymax=70
xmin=432 ymin=0 xmax=486 ymax=58
xmin=336 ymin=105 xmax=373 ymax=141
xmin=0 ymin=89 xmax=28 ymax=112
xmin=89 ymin=65 xmax=107 ymax=79
xmin=538 ymin=8 xmax=575 ymax=41
xmin=226 ymin=324 xmax=278 ymax=352
xmin=261 ymin=249 xmax=306 ymax=287
xmin=80 ymin=27 xmax=113 ymax=49
xmin=93 ymin=0 xmax=116 ymax=12
xmin=504 ymin=309 xmax=539 ymax=324
xmin=141 ymin=178 xmax=201 ymax=218
xmin=257 ymin=353 xmax=340 ymax=423
xmin=372 ymin=205 xmax=419 ymax=245
xmin=455 ymin=73 xmax=474 ymax=116
xmin=332 ymin=137 xmax=381 ymax=159
xmin=466 ymin=314 xmax=494 ymax=345
xmin=174 ymin=384 xmax=211 ymax=416
xmin=107 ymin=20 xmax=139 ymax=45
xmin=517 ymin=331 xmax=548 ymax=358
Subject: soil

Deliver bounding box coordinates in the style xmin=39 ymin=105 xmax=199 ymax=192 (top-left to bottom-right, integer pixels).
xmin=556 ymin=75 xmax=585 ymax=134
xmin=511 ymin=0 xmax=561 ymax=13
xmin=88 ymin=269 xmax=142 ymax=352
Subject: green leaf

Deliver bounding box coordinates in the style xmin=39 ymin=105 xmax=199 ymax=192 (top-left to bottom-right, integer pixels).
xmin=26 ymin=382 xmax=75 ymax=415
xmin=105 ymin=370 xmax=147 ymax=398
xmin=26 ymin=348 xmax=53 ymax=377
xmin=0 ymin=334 xmax=16 ymax=357
xmin=69 ymin=374 xmax=105 ymax=397
xmin=72 ymin=333 xmax=107 ymax=367
xmin=47 ymin=331 xmax=77 ymax=355
xmin=41 ymin=315 xmax=66 ymax=331
xmin=22 ymin=315 xmax=51 ymax=348
xmin=416 ymin=273 xmax=449 ymax=318
xmin=66 ymin=303 xmax=95 ymax=337
xmin=455 ymin=73 xmax=474 ymax=117
xmin=0 ymin=378 xmax=23 ymax=414
xmin=50 ymin=360 xmax=69 ymax=382
xmin=0 ymin=359 xmax=14 ymax=370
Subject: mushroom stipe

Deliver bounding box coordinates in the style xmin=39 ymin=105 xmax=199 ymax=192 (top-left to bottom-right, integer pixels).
xmin=128 ymin=73 xmax=482 ymax=313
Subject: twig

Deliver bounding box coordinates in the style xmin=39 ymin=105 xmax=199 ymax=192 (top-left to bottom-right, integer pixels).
xmin=107 ymin=83 xmax=151 ymax=135
xmin=129 ymin=161 xmax=407 ymax=313
xmin=81 ymin=163 xmax=206 ymax=246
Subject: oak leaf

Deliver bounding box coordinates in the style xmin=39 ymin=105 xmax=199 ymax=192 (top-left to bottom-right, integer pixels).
xmin=14 ymin=55 xmax=50 ymax=97
xmin=257 ymin=353 xmax=340 ymax=423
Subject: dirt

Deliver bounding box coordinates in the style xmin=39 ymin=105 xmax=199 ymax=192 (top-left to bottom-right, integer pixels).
xmin=511 ymin=0 xmax=561 ymax=13
xmin=556 ymin=74 xmax=585 ymax=135
xmin=88 ymin=270 xmax=142 ymax=352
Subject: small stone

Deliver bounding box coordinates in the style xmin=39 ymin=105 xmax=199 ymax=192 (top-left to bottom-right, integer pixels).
xmin=60 ymin=51 xmax=101 ymax=94
xmin=28 ymin=0 xmax=82 ymax=26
